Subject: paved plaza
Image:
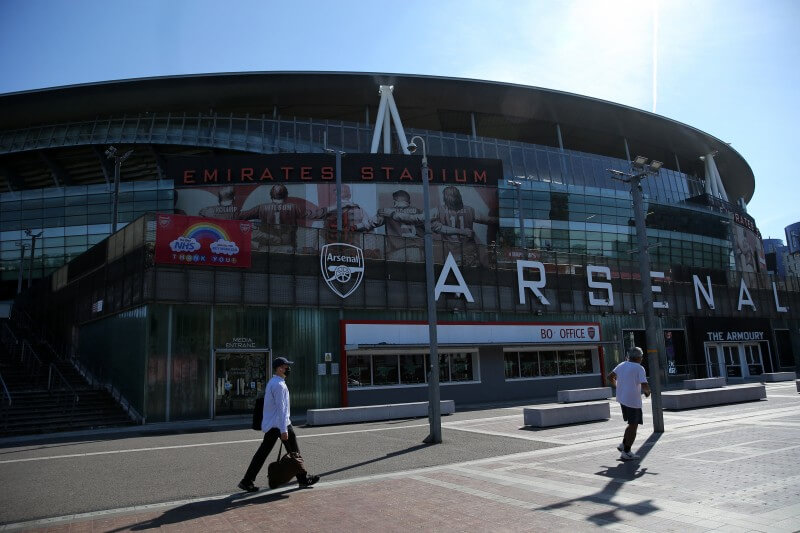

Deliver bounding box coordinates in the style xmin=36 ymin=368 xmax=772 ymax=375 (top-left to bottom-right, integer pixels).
xmin=1 ymin=381 xmax=799 ymax=532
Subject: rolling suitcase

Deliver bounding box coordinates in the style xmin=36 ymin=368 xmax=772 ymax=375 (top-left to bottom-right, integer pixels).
xmin=267 ymin=442 xmax=306 ymax=489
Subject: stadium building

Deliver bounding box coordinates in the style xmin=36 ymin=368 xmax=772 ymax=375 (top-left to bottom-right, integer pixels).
xmin=0 ymin=72 xmax=797 ymax=424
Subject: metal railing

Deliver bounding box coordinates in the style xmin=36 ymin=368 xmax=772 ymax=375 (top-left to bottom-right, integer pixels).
xmin=47 ymin=362 xmax=79 ymax=420
xmin=69 ymin=355 xmax=142 ymax=424
xmin=0 ymin=371 xmax=11 ymax=431
xmin=7 ymin=308 xmax=143 ymax=425
xmin=0 ymin=111 xmax=707 ymax=207
xmin=1 ymin=322 xmax=18 ymax=347
xmin=20 ymin=341 xmax=44 ymax=383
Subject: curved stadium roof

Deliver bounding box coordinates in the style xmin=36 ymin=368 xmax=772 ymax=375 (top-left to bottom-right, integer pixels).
xmin=0 ymin=72 xmax=755 ymax=202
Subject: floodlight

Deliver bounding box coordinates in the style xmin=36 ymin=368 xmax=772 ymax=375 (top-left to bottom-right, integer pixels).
xmin=633 ymin=155 xmax=648 ymax=169
xmin=649 ymin=160 xmax=663 ymax=172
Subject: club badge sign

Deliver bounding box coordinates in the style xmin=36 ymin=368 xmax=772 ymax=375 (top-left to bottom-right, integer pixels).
xmin=154 ymin=213 xmax=252 ymax=268
xmin=321 ymin=243 xmax=365 ymax=298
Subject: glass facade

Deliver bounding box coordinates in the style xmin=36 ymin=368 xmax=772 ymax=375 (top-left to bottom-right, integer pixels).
xmin=0 ymin=180 xmax=174 ymax=282
xmin=497 ymin=182 xmax=733 ymax=271
xmin=0 ymin=119 xmax=734 ymax=290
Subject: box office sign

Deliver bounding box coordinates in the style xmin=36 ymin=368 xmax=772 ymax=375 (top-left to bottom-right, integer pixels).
xmin=154 ymin=213 xmax=252 ymax=268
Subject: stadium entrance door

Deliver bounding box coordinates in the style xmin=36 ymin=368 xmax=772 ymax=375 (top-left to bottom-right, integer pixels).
xmin=213 ymin=349 xmax=269 ymax=417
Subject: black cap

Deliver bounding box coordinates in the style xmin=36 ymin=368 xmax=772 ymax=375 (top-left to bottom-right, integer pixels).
xmin=272 ymin=356 xmax=294 ymax=370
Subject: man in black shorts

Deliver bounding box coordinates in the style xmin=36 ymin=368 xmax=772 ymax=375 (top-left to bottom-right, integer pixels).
xmin=607 ymin=347 xmax=651 ymax=460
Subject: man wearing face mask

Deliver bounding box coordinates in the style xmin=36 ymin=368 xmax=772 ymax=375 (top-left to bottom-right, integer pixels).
xmin=238 ymin=357 xmax=320 ymax=492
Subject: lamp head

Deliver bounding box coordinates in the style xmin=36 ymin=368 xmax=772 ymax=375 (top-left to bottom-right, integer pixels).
xmin=105 ymin=146 xmax=117 ymax=158
xmin=648 ymin=160 xmax=663 ymax=172
xmin=632 ymin=155 xmax=648 ymax=169
xmin=407 ymin=142 xmax=417 ymax=153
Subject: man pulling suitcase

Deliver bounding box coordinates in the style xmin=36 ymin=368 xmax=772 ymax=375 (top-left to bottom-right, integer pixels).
xmin=238 ymin=356 xmax=320 ymax=492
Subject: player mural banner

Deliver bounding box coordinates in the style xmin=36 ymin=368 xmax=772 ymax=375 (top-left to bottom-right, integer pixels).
xmin=730 ymin=212 xmax=767 ymax=274
xmin=154 ymin=213 xmax=252 ymax=268
xmin=168 ymin=154 xmax=500 ymax=264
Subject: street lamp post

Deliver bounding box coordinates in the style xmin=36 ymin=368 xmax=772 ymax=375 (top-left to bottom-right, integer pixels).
xmin=15 ymin=242 xmax=28 ymax=295
xmin=324 ymin=148 xmax=346 ymax=235
xmin=507 ymin=180 xmax=525 ymax=248
xmin=24 ymin=229 xmax=43 ymax=288
xmin=407 ymin=135 xmax=442 ymax=444
xmin=105 ymin=146 xmax=133 ymax=234
xmin=608 ymin=156 xmax=665 ymax=433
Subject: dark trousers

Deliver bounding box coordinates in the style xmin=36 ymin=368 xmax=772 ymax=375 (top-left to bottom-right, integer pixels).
xmin=243 ymin=425 xmax=305 ymax=483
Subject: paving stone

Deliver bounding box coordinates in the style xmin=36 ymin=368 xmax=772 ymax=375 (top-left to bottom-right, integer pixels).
xmin=6 ymin=388 xmax=800 ymax=532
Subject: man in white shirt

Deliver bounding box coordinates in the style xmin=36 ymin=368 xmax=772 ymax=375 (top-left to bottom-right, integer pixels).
xmin=238 ymin=357 xmax=320 ymax=492
xmin=607 ymin=347 xmax=651 ymax=461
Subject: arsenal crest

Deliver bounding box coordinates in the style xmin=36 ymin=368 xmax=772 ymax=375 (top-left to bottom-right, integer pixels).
xmin=321 ymin=243 xmax=365 ymax=298
xmin=588 ymin=327 xmax=596 ymax=340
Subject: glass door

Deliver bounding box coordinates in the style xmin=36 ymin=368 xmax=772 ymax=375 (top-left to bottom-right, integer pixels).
xmin=722 ymin=344 xmax=742 ymax=378
xmin=705 ymin=344 xmax=724 ymax=377
xmin=214 ymin=351 xmax=268 ymax=417
xmin=743 ymin=344 xmax=763 ymax=377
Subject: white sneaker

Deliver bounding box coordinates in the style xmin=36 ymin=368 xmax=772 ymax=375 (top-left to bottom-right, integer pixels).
xmin=619 ymin=451 xmax=640 ymax=461
xmin=617 ymin=442 xmax=625 ymax=452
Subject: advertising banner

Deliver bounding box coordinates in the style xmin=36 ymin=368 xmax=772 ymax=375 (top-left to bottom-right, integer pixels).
xmin=732 ymin=222 xmax=767 ymax=274
xmin=169 ymin=154 xmax=500 ymax=264
xmin=154 ymin=213 xmax=252 ymax=268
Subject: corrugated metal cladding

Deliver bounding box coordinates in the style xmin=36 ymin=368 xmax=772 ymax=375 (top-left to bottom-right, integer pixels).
xmin=270 ymin=307 xmax=342 ymax=412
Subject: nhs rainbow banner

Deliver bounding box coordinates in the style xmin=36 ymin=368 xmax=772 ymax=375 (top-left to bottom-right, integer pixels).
xmin=155 ymin=214 xmax=252 ymax=268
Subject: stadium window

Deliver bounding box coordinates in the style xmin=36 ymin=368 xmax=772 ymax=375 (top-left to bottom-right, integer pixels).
xmin=347 ymin=351 xmax=478 ymax=388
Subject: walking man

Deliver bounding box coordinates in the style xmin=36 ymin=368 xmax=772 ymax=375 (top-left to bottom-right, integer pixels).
xmin=238 ymin=357 xmax=320 ymax=492
xmin=607 ymin=347 xmax=651 ymax=461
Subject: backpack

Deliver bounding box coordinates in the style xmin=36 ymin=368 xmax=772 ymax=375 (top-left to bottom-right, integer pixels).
xmin=251 ymin=396 xmax=264 ymax=430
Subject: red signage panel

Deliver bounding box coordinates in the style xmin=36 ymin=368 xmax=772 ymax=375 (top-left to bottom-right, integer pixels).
xmin=154 ymin=213 xmax=252 ymax=268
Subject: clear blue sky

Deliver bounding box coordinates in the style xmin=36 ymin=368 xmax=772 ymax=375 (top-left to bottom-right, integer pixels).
xmin=1 ymin=0 xmax=797 ymax=242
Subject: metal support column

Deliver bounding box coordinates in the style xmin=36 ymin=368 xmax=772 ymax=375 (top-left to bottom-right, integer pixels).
xmin=408 ymin=135 xmax=441 ymax=444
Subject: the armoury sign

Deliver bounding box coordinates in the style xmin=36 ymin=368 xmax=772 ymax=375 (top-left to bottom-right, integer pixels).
xmin=167 ymin=154 xmax=502 ymax=187
xmin=321 ymin=243 xmax=365 ymax=298
xmin=154 ymin=213 xmax=252 ymax=268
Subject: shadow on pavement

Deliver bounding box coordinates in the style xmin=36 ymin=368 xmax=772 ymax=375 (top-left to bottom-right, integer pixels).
xmin=317 ymin=443 xmax=430 ymax=477
xmin=106 ymin=489 xmax=300 ymax=532
xmin=536 ymin=432 xmax=663 ymax=527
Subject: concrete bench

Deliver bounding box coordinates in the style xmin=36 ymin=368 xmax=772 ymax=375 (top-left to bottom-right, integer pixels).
xmin=306 ymin=400 xmax=455 ymax=426
xmin=684 ymin=377 xmax=726 ymax=390
xmin=762 ymin=372 xmax=796 ymax=383
xmin=523 ymin=401 xmax=610 ymax=428
xmin=661 ymin=384 xmax=766 ymax=410
xmin=557 ymin=387 xmax=612 ymax=403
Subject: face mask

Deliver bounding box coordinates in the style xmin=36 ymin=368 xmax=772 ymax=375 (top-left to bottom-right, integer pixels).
xmin=283 ymin=367 xmax=291 ymax=377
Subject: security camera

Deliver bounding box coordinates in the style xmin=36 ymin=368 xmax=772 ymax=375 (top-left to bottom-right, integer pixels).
xmin=407 ymin=142 xmax=417 ymax=153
